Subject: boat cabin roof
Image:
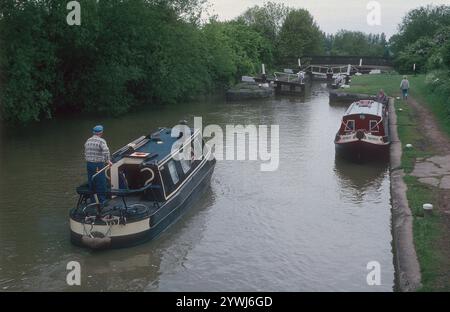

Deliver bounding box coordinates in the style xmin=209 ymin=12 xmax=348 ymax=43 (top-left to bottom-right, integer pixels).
xmin=344 ymin=100 xmax=384 ymax=117
xmin=112 ymin=127 xmax=198 ymax=165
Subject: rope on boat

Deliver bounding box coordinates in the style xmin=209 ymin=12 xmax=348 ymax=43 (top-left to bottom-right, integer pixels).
xmin=101 ymin=215 xmax=121 ymax=236
xmin=82 ymin=215 xmax=121 ymax=238
xmin=83 ymin=216 xmax=96 ymax=237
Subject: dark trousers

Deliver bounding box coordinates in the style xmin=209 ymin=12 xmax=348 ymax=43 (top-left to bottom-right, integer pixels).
xmin=402 ymin=89 xmax=408 ymax=99
xmin=87 ymin=162 xmax=107 ymax=203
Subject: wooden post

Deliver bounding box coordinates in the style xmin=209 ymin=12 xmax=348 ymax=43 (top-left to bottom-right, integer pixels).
xmin=261 ymin=64 xmax=267 ymax=82
xmin=359 ymin=58 xmax=363 ymax=67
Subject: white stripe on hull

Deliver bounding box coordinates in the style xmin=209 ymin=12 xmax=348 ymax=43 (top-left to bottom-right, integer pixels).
xmin=336 ymin=133 xmax=388 ymax=146
xmin=70 ymin=218 xmax=150 ymax=237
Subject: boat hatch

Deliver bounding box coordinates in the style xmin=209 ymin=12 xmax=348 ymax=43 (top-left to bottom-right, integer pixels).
xmin=109 ymin=154 xmax=162 ymax=201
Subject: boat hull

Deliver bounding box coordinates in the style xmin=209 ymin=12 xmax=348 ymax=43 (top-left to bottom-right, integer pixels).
xmin=335 ymin=140 xmax=389 ymax=161
xmin=70 ymin=159 xmax=215 ymax=249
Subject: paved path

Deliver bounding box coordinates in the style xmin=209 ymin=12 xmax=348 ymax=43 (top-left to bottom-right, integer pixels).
xmin=407 ymin=96 xmax=450 ymax=192
xmin=412 ymin=155 xmax=450 ymax=189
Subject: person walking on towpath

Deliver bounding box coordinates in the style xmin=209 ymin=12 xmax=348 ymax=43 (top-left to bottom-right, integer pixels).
xmin=84 ymin=125 xmax=112 ymax=204
xmin=400 ymin=76 xmax=410 ymax=101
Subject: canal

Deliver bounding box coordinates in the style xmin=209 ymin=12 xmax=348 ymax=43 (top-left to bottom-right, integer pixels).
xmin=0 ymin=83 xmax=394 ymax=291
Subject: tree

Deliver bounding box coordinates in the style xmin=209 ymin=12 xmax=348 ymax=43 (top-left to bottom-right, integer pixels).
xmin=236 ymin=1 xmax=290 ymax=44
xmin=326 ymin=30 xmax=387 ymax=57
xmin=277 ymin=9 xmax=324 ymax=63
xmin=0 ymin=0 xmax=57 ymax=122
xmin=394 ymin=38 xmax=434 ymax=73
xmin=153 ymin=0 xmax=208 ymax=24
xmin=203 ymin=21 xmax=273 ymax=80
xmin=202 ymin=21 xmax=241 ymax=87
xmin=390 ymin=5 xmax=450 ymax=54
xmin=393 ymin=25 xmax=450 ymax=74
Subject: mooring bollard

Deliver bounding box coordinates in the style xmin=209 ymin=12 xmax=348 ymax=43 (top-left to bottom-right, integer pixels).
xmin=423 ymin=203 xmax=433 ymax=216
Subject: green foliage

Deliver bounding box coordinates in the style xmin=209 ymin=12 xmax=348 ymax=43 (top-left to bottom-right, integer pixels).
xmin=277 ymin=9 xmax=324 ymax=63
xmin=236 ymin=1 xmax=290 ymax=45
xmin=391 ymin=5 xmax=450 ymax=75
xmin=390 ymin=5 xmax=450 ymax=55
xmin=423 ymin=70 xmax=450 ymax=128
xmin=219 ymin=22 xmax=273 ymax=77
xmin=394 ymin=38 xmax=434 ymax=74
xmin=0 ymin=0 xmax=277 ymax=123
xmin=0 ymin=0 xmax=57 ymax=122
xmin=444 ymin=40 xmax=450 ymax=69
xmin=150 ymin=19 xmax=212 ymax=104
xmin=324 ymin=30 xmax=388 ymax=57
xmin=201 ymin=22 xmax=237 ymax=88
xmin=157 ymin=0 xmax=208 ymax=24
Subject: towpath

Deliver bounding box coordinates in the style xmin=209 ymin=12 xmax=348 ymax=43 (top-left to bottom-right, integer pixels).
xmin=407 ymin=96 xmax=450 ymax=290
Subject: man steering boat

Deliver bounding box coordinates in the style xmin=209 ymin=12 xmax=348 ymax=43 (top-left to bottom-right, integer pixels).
xmin=84 ymin=125 xmax=112 ymax=204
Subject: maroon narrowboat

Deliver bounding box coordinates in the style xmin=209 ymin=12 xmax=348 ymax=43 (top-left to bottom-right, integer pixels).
xmin=334 ymin=100 xmax=390 ymax=159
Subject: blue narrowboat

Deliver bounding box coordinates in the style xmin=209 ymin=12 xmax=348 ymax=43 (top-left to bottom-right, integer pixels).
xmin=70 ymin=127 xmax=215 ymax=250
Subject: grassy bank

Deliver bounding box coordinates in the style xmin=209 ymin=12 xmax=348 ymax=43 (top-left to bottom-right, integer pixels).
xmin=343 ymin=73 xmax=447 ymax=291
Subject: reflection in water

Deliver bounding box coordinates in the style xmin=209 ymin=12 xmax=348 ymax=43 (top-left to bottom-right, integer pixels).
xmin=0 ymin=84 xmax=394 ymax=291
xmin=81 ymin=194 xmax=214 ymax=292
xmin=334 ymin=156 xmax=389 ymax=202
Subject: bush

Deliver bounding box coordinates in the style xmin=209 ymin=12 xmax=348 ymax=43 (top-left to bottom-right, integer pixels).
xmin=0 ymin=1 xmax=57 ymax=122
xmin=424 ymin=70 xmax=450 ymax=119
xmin=394 ymin=38 xmax=435 ymax=74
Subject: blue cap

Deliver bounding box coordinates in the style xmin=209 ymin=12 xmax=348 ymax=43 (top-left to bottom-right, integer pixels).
xmin=93 ymin=125 xmax=104 ymax=134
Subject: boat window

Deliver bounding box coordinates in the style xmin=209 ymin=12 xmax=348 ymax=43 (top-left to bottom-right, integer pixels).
xmin=370 ymin=120 xmax=379 ymax=132
xmin=345 ymin=120 xmax=355 ymax=131
xmin=167 ymin=160 xmax=179 ymax=185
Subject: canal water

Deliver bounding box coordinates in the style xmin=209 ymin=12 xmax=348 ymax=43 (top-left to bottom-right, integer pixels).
xmin=0 ymin=83 xmax=394 ymax=291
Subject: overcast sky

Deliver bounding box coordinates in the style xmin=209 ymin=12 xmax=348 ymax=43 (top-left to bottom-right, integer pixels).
xmin=208 ymin=0 xmax=449 ymax=38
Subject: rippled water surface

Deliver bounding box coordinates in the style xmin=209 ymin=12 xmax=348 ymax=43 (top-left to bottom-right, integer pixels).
xmin=0 ymin=83 xmax=394 ymax=291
